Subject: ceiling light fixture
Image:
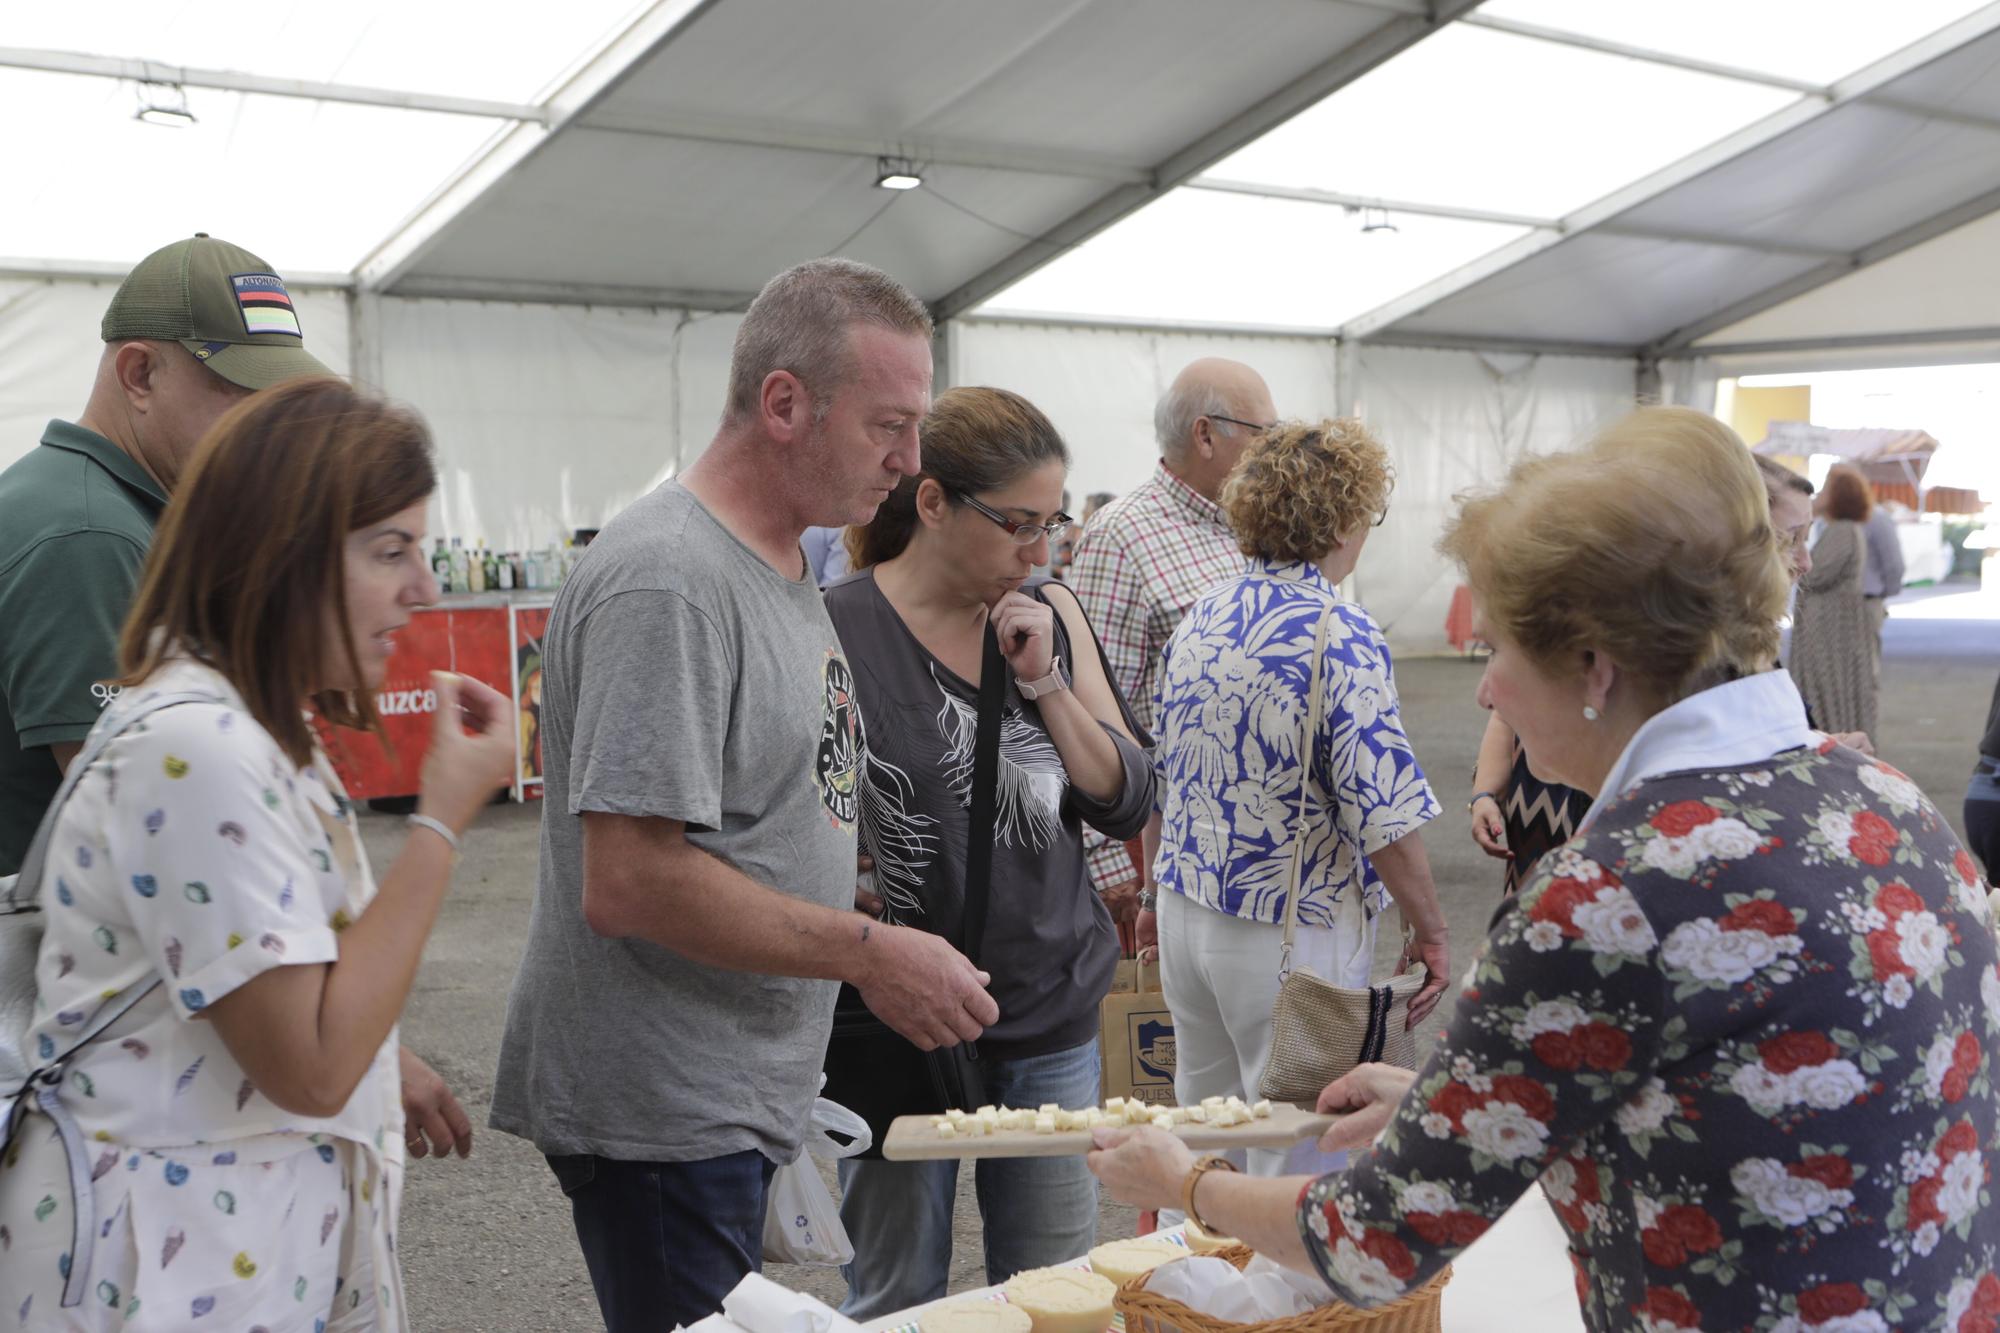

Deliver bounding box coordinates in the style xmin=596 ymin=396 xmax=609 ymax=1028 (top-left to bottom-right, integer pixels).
xmin=1361 ymin=206 xmax=1398 ymax=235
xmin=134 ymin=81 xmax=197 ymax=128
xmin=876 ymin=156 xmax=923 ymax=191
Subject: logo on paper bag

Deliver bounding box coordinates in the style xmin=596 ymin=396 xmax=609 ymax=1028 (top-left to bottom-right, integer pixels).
xmin=1131 ymin=1017 xmax=1176 ymax=1084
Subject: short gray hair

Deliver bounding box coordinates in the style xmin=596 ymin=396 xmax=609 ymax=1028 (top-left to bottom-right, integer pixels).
xmin=1154 ymin=374 xmax=1232 ymax=459
xmin=726 ymin=259 xmax=933 ymax=422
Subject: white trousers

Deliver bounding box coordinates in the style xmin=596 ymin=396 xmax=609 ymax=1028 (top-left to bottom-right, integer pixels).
xmin=1158 ymin=890 xmax=1373 ymax=1179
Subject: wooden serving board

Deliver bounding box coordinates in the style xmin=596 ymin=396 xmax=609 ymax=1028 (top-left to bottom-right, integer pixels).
xmin=882 ymin=1104 xmax=1339 ymax=1160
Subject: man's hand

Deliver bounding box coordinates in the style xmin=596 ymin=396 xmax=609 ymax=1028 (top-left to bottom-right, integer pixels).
xmin=1136 ymin=908 xmax=1158 ymax=954
xmin=400 ymin=1046 xmax=474 ymax=1160
xmin=1315 ymin=1063 xmax=1418 ymax=1153
xmin=855 ymin=925 xmax=998 ymax=1051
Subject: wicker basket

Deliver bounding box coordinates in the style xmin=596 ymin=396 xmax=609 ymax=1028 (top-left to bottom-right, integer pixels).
xmin=1114 ymin=1245 xmax=1449 ymax=1333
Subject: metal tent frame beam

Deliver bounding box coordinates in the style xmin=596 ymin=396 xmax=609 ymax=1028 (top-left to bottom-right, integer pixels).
xmin=1648 ymin=180 xmax=2000 ymax=355
xmin=926 ymin=0 xmax=1486 ymax=323
xmin=1333 ymin=0 xmax=2000 ymax=343
xmin=1181 ymin=178 xmax=1850 ymax=258
xmin=353 ymin=0 xmax=725 ymax=295
xmin=0 ymin=46 xmax=550 ymax=122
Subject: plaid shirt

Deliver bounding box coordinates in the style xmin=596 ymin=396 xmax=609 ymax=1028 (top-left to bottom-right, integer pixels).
xmin=1069 ymin=462 xmax=1244 ymax=890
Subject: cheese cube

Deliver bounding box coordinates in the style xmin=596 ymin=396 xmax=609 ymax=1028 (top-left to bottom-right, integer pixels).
xmin=977 ymin=1105 xmax=998 ymax=1117
xmin=1201 ymin=1096 xmax=1225 ymax=1109
xmin=1169 ymin=1107 xmax=1191 ymax=1125
xmin=1253 ymin=1100 xmax=1273 ymax=1119
xmin=938 ymin=1122 xmax=958 ymax=1138
xmin=1126 ymin=1102 xmax=1153 ymax=1125
xmin=1040 ymin=1103 xmax=1061 ymax=1115
xmin=1105 ymin=1096 xmax=1126 ymax=1113
xmin=1034 ymin=1113 xmax=1057 ymax=1135
xmin=1150 ymin=1113 xmax=1175 ymax=1131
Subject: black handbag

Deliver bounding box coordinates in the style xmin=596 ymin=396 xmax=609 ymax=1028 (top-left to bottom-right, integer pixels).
xmin=821 ymin=623 xmax=1007 ymax=1159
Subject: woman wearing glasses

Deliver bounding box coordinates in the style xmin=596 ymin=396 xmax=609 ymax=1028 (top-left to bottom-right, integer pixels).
xmin=1151 ymin=418 xmax=1450 ymax=1177
xmin=824 ymin=386 xmax=1154 ymax=1318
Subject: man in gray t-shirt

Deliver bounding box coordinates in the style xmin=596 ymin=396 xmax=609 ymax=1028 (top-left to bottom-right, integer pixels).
xmin=491 ymin=260 xmax=998 ymax=1333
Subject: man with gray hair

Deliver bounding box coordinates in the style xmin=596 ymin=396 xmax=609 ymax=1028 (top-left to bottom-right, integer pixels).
xmin=491 ymin=258 xmax=998 ymax=1330
xmin=1069 ymin=357 xmax=1277 ymax=947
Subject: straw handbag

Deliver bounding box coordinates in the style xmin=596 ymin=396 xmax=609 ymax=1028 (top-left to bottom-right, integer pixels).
xmin=1115 ymin=1245 xmax=1449 ymax=1333
xmin=1258 ymin=603 xmax=1428 ymax=1105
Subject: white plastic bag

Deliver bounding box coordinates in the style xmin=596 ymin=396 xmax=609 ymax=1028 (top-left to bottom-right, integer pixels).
xmin=763 ymin=1088 xmax=871 ymax=1266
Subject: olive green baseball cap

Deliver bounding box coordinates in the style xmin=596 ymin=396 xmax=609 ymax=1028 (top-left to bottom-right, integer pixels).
xmin=100 ymin=233 xmax=334 ymax=390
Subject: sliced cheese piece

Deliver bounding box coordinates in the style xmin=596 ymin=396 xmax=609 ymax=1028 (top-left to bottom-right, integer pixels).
xmin=919 ymin=1300 xmax=1033 ymax=1333
xmin=1185 ymin=1104 xmax=1208 ymax=1123
xmin=1088 ymin=1238 xmax=1186 ymax=1287
xmin=1182 ymin=1216 xmax=1242 ymax=1255
xmin=1003 ymin=1268 xmax=1117 ymax=1333
xmin=1252 ymin=1100 xmax=1273 ymax=1119
xmin=1033 ymin=1113 xmax=1057 ymax=1135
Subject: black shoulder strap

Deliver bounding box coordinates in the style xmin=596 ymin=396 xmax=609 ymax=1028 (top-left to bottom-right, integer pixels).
xmin=960 ymin=622 xmax=1008 ymax=965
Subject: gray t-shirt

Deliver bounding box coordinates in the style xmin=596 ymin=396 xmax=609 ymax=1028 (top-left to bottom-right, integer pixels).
xmin=490 ymin=483 xmax=861 ymax=1163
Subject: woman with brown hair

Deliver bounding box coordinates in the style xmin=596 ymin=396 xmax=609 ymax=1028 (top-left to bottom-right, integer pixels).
xmin=0 ymin=378 xmax=513 ymax=1329
xmin=825 ymin=386 xmax=1154 ymax=1318
xmin=1789 ymin=462 xmax=1877 ymax=736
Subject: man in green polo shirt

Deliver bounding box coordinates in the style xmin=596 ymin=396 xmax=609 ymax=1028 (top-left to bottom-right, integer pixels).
xmin=0 ymin=233 xmax=481 ymax=1160
xmin=0 ymin=234 xmax=333 ymax=875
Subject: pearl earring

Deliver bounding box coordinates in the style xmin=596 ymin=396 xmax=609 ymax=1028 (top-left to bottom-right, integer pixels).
xmin=1583 ymin=706 xmax=1600 ymax=722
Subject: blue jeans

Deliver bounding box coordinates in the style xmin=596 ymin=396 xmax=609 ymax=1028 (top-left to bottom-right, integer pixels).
xmin=548 ymin=1150 xmax=778 ymax=1333
xmin=837 ymin=1039 xmax=1102 ymax=1320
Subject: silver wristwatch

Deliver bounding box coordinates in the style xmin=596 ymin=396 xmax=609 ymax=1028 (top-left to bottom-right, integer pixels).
xmin=1017 ymin=655 xmax=1068 ymax=700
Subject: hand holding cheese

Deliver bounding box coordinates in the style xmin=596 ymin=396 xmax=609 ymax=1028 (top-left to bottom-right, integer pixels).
xmin=854 ymin=923 xmax=998 ymax=1050
xmin=1084 ymin=1124 xmax=1194 ymax=1214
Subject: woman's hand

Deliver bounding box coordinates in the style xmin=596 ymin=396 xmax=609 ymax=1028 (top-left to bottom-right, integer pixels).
xmin=1469 ymin=794 xmax=1509 ymax=860
xmin=1315 ymin=1063 xmax=1418 ymax=1152
xmin=417 ymin=672 xmax=516 ymax=835
xmin=1086 ymin=1126 xmax=1193 ymax=1210
xmin=1399 ymin=924 xmax=1451 ymax=1029
xmin=991 ymin=591 xmax=1056 ymax=683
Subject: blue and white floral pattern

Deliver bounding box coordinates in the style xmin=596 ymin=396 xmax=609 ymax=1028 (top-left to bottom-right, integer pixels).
xmin=1153 ymin=559 xmax=1439 ymax=929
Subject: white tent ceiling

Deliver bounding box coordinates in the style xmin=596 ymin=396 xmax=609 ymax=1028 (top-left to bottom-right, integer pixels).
xmin=4 ymin=0 xmax=2000 ymax=362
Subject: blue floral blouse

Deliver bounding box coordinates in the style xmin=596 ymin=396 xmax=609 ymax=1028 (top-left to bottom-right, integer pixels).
xmin=1152 ymin=558 xmax=1440 ymax=929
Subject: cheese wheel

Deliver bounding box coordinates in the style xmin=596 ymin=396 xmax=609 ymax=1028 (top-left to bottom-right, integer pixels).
xmin=919 ymin=1301 xmax=1034 ymax=1333
xmin=1182 ymin=1216 xmax=1241 ymax=1255
xmin=1087 ymin=1238 xmax=1186 ymax=1286
xmin=1002 ymin=1268 xmax=1117 ymax=1333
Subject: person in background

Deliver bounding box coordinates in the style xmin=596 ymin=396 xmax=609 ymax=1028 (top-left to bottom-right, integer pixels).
xmin=0 ymin=379 xmax=516 ymax=1328
xmin=489 ymin=259 xmax=998 ymax=1331
xmin=0 ymin=233 xmax=473 ymax=1159
xmin=1788 ymin=464 xmax=1877 ymax=737
xmin=1088 ymin=407 xmax=2000 ymax=1328
xmin=1151 ymin=419 xmax=1449 ymax=1179
xmin=826 ymin=387 xmax=1153 ymax=1319
xmin=1860 ymin=474 xmax=1906 ymax=678
xmin=1070 ymin=359 xmax=1279 ymax=949
xmin=800 ymin=525 xmax=851 ymax=586
xmin=1467 ymin=714 xmax=1588 ymax=897
xmin=1967 ymin=673 xmax=2000 ymax=883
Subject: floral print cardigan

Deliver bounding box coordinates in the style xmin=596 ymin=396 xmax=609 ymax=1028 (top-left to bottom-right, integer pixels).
xmin=1298 ymin=674 xmax=2000 ymax=1332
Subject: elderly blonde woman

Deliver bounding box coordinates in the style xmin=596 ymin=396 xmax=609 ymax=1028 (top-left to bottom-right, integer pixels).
xmin=1149 ymin=418 xmax=1450 ymax=1178
xmin=1092 ymin=408 xmax=2000 ymax=1331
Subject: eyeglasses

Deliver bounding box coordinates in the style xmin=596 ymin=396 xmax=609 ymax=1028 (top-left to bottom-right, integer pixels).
xmin=1205 ymin=414 xmax=1276 ymax=435
xmin=954 ymin=492 xmax=1073 ymax=545
xmin=1373 ymin=503 xmax=1391 ymax=528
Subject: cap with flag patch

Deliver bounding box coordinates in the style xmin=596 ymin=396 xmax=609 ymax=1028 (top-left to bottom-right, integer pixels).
xmin=100 ymin=234 xmax=333 ymax=391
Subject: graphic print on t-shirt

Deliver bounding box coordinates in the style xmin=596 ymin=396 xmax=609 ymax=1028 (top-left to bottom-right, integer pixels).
xmin=816 ymin=650 xmax=862 ymax=829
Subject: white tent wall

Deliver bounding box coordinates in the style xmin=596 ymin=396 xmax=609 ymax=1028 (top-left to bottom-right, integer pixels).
xmin=1347 ymin=345 xmax=1638 ymax=655
xmin=369 ymin=297 xmax=742 ymax=554
xmin=946 ymin=318 xmax=1341 ymax=504
xmin=0 ymin=278 xmax=350 ymax=470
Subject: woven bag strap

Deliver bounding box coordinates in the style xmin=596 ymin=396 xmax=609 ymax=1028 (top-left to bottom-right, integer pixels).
xmin=1277 ymin=602 xmax=1337 ymax=981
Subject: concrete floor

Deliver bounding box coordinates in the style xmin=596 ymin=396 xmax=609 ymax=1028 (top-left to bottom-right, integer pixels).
xmin=368 ymin=584 xmax=2000 ymax=1331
